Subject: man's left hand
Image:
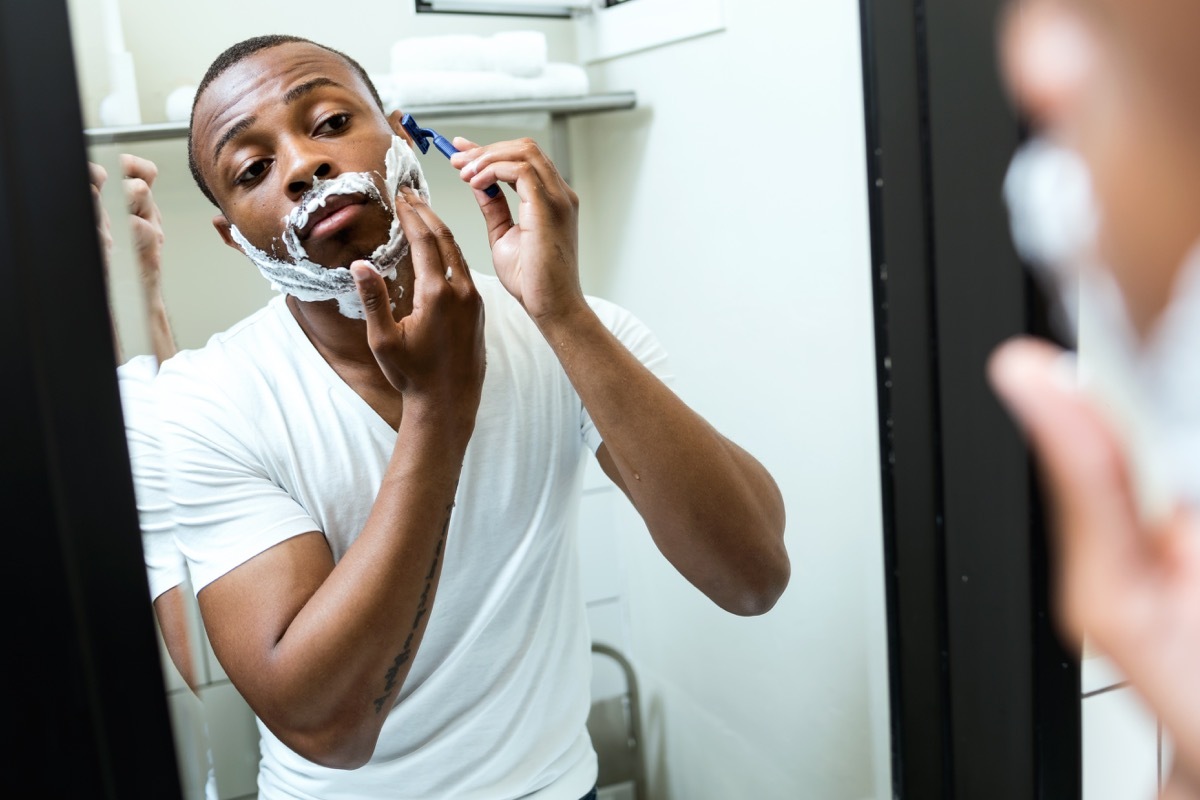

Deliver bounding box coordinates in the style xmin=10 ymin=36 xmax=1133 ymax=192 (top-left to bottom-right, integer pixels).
xmin=449 ymin=137 xmax=584 ymax=325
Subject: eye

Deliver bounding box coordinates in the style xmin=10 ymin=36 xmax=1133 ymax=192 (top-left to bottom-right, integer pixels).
xmin=235 ymin=159 xmax=271 ymax=185
xmin=317 ymin=113 xmax=351 ymax=135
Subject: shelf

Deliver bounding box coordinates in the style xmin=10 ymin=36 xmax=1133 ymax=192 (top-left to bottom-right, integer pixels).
xmin=84 ymin=91 xmax=637 ymax=146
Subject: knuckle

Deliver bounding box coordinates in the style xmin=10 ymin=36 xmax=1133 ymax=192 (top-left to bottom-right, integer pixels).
xmin=125 ymin=181 xmax=150 ymax=203
xmin=359 ymin=287 xmax=384 ymax=312
xmin=411 ymin=228 xmax=436 ymax=247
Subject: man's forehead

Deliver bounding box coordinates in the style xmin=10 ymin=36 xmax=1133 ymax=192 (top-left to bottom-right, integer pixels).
xmin=195 ymin=42 xmax=367 ymax=147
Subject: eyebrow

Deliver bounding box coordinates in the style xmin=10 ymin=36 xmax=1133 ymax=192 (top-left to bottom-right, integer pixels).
xmin=283 ymin=77 xmax=343 ymax=106
xmin=212 ymin=115 xmax=257 ymax=166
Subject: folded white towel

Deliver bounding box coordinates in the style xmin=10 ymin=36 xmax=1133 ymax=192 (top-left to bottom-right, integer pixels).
xmin=374 ymin=63 xmax=589 ymax=110
xmin=390 ymin=31 xmax=548 ymax=79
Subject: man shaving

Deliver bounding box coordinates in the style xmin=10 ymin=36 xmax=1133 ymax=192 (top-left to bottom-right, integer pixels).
xmin=161 ymin=34 xmax=789 ymax=800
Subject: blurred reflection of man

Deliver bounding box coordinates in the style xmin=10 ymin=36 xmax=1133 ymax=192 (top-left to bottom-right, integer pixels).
xmin=157 ymin=35 xmax=789 ymax=800
xmin=94 ymin=153 xmax=218 ymax=799
xmin=91 ymin=154 xmax=195 ymax=687
xmin=989 ymin=1 xmax=1200 ymax=797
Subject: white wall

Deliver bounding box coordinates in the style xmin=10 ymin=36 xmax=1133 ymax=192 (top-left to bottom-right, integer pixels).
xmin=71 ymin=1 xmax=892 ymax=798
xmin=570 ymin=1 xmax=890 ymax=798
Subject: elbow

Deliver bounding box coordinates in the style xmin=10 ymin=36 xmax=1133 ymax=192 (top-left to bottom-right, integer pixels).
xmin=285 ymin=736 xmax=374 ymax=771
xmin=304 ymin=745 xmax=373 ymax=772
xmin=271 ymin=718 xmax=380 ymax=771
xmin=722 ymin=547 xmax=791 ymax=617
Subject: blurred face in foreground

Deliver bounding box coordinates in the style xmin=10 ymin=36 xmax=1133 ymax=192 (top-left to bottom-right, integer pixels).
xmin=1000 ymin=0 xmax=1200 ymax=335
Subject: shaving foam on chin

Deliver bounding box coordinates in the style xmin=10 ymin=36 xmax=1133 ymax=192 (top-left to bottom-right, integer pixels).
xmin=1004 ymin=137 xmax=1185 ymax=521
xmin=229 ymin=135 xmax=430 ymax=319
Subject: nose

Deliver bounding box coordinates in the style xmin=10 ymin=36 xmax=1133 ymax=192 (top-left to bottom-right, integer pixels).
xmin=283 ymin=144 xmax=334 ymax=198
xmin=1000 ymin=1 xmax=1100 ymax=132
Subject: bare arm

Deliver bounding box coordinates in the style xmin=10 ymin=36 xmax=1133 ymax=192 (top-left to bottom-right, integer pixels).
xmin=120 ymin=154 xmax=176 ymax=364
xmin=195 ymin=192 xmax=484 ymax=768
xmin=153 ymin=586 xmax=199 ymax=691
xmin=452 ymin=138 xmax=789 ymax=616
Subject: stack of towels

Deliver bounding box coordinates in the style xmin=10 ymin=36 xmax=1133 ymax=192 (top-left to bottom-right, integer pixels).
xmin=373 ymin=31 xmax=589 ymax=109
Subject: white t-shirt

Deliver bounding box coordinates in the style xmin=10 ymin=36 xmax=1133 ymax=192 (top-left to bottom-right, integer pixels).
xmin=118 ymin=354 xmax=188 ymax=601
xmin=156 ymin=274 xmax=670 ymax=800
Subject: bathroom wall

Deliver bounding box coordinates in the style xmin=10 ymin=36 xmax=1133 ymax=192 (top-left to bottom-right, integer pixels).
xmin=570 ymin=2 xmax=891 ymax=798
xmin=70 ymin=2 xmax=892 ymax=799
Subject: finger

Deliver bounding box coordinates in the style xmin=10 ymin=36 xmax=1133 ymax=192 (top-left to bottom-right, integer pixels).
xmin=394 ymin=190 xmax=451 ymax=287
xmin=129 ymin=216 xmax=164 ymax=257
xmin=456 ymin=139 xmax=566 ymax=189
xmin=88 ymin=162 xmax=108 ymax=191
xmin=988 ymin=338 xmax=1140 ymax=539
xmin=448 ymin=137 xmax=482 ymax=169
xmin=124 ymin=177 xmax=157 ymax=220
xmin=462 ymin=153 xmax=577 ymax=229
xmin=402 ymin=190 xmax=477 ymax=292
xmin=988 ymin=338 xmax=1148 ymax=630
xmin=120 ymin=153 xmax=158 ymax=188
xmin=472 ymin=186 xmax=516 ymax=251
xmin=351 ymin=261 xmax=399 ymax=349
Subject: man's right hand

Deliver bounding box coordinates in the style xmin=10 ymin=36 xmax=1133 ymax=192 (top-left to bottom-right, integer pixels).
xmin=352 ymin=187 xmax=485 ymax=425
xmin=120 ymin=154 xmax=166 ymax=294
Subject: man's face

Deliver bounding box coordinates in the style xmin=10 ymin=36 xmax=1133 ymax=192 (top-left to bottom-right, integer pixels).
xmin=1001 ymin=0 xmax=1200 ymax=334
xmin=193 ymin=42 xmax=403 ymax=269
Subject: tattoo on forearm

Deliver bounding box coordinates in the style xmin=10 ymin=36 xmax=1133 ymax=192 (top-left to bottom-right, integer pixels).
xmin=373 ymin=502 xmax=454 ymax=714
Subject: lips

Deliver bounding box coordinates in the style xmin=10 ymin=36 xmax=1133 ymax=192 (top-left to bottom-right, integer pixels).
xmin=297 ymin=193 xmax=368 ymax=241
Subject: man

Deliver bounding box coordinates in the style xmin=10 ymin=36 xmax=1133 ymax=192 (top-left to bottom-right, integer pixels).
xmin=989 ymin=1 xmax=1200 ymax=797
xmin=159 ymin=34 xmax=788 ymax=799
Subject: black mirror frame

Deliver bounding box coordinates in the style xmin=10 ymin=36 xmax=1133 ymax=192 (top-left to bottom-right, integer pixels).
xmin=860 ymin=0 xmax=1082 ymax=798
xmin=0 ymin=0 xmax=182 ymax=796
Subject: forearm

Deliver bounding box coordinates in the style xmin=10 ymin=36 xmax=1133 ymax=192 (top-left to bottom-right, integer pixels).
xmin=141 ymin=287 xmax=176 ymax=363
xmin=153 ymin=587 xmax=199 ymax=691
xmin=234 ymin=407 xmax=470 ymax=767
xmin=538 ymin=303 xmax=788 ymax=615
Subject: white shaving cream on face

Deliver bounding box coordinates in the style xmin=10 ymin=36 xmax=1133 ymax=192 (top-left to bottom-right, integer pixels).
xmin=229 ymin=135 xmax=430 ymax=319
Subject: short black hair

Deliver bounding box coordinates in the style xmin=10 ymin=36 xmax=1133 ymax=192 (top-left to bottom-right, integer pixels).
xmin=187 ymin=35 xmax=385 ymax=208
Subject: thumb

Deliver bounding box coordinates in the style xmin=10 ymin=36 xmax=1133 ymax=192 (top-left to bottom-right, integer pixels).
xmin=988 ymin=336 xmax=1144 ymax=634
xmin=351 ymin=261 xmax=396 ymax=345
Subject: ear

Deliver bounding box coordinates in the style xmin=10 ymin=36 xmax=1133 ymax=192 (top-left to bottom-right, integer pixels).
xmin=387 ymin=109 xmax=415 ymax=146
xmin=212 ymin=214 xmax=242 ymax=252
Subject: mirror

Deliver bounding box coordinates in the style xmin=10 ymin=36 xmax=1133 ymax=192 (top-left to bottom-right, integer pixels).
xmin=67 ymin=1 xmax=892 ymax=798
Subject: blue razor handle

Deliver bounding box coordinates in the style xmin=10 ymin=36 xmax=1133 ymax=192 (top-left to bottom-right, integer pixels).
xmin=401 ymin=114 xmax=501 ymax=199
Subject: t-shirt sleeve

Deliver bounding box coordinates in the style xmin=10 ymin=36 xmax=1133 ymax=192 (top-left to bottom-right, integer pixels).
xmin=118 ymin=355 xmax=187 ymax=601
xmin=579 ymin=296 xmax=674 ymax=453
xmin=156 ymin=356 xmax=321 ymax=593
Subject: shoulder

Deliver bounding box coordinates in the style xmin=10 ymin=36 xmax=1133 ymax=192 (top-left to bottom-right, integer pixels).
xmin=157 ymin=299 xmax=287 ymax=391
xmin=116 ymin=354 xmax=159 ymax=415
xmin=155 ymin=298 xmax=296 ymax=436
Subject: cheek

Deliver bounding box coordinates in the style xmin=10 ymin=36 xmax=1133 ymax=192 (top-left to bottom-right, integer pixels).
xmin=1083 ymin=95 xmax=1200 ymax=331
xmin=233 ymin=196 xmax=288 ymax=252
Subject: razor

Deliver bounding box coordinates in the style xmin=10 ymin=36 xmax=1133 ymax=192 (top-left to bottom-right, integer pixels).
xmin=401 ymin=114 xmax=501 ymax=199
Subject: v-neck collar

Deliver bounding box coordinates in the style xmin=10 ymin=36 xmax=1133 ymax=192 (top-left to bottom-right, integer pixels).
xmin=269 ymin=295 xmax=399 ymax=440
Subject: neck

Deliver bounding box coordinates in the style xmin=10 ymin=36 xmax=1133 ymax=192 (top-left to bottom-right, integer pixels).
xmin=286 ymin=263 xmax=415 ymax=367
